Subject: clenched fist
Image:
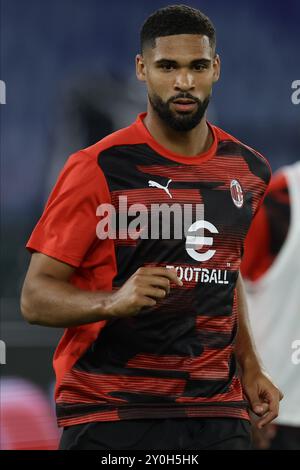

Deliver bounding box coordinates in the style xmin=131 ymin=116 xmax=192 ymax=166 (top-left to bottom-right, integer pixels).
xmin=106 ymin=267 xmax=183 ymax=318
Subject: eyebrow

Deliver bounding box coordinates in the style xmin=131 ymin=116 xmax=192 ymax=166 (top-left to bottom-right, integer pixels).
xmin=154 ymin=58 xmax=212 ymax=66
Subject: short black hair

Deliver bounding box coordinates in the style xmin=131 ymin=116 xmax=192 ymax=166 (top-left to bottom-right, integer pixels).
xmin=140 ymin=4 xmax=216 ymax=55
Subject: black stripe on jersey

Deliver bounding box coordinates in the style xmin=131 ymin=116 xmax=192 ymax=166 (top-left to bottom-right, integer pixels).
xmin=75 ymin=314 xmax=206 ymax=368
xmin=98 ymin=144 xmax=178 ymax=192
xmin=216 ymin=140 xmax=271 ymax=184
xmin=196 ymin=330 xmax=235 ymax=349
xmin=73 ymin=363 xmax=189 ymax=380
xmin=56 ymin=398 xmax=249 ymax=420
xmin=98 ymin=144 xmax=225 ymax=192
xmin=193 ymin=274 xmax=237 ymax=316
xmin=183 ymin=379 xmax=231 ymax=397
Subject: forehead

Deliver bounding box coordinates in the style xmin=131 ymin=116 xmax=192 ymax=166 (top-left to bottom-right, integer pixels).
xmin=147 ymin=34 xmax=213 ymax=61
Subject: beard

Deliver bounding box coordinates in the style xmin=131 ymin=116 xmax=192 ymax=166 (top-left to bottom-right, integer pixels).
xmin=148 ymin=91 xmax=210 ymax=132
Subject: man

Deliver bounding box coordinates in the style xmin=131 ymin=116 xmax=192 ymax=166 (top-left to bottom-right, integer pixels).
xmin=21 ymin=5 xmax=282 ymax=450
xmin=241 ymin=162 xmax=300 ymax=449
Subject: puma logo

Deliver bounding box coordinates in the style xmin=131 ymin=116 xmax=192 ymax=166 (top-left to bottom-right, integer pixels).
xmin=148 ymin=179 xmax=173 ymax=198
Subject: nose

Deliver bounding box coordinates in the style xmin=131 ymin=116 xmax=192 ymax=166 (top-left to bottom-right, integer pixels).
xmin=174 ymin=69 xmax=195 ymax=92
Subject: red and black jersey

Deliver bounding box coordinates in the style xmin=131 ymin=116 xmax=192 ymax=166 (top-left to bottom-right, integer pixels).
xmin=241 ymin=172 xmax=290 ymax=281
xmin=27 ymin=112 xmax=271 ymax=427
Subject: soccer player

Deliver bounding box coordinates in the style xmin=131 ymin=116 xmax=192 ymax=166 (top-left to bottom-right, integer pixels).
xmin=21 ymin=5 xmax=282 ymax=450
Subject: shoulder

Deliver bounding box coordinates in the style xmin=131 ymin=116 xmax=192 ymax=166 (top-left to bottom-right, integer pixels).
xmin=212 ymin=124 xmax=272 ymax=185
xmin=79 ymin=122 xmax=143 ymax=160
xmin=60 ymin=122 xmax=142 ymax=176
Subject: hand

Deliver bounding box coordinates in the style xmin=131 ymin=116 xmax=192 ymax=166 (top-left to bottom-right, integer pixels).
xmin=241 ymin=368 xmax=283 ymax=429
xmin=106 ymin=267 xmax=183 ymax=318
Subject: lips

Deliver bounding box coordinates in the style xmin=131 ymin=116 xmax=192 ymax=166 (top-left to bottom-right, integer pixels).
xmin=173 ymin=99 xmax=196 ymax=104
xmin=172 ymin=99 xmax=197 ymax=112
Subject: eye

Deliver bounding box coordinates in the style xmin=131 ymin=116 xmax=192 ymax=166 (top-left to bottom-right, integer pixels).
xmin=193 ymin=63 xmax=207 ymax=71
xmin=159 ymin=63 xmax=175 ymax=71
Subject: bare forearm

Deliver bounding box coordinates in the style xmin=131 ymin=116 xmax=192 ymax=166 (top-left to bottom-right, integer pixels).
xmin=21 ymin=274 xmax=112 ymax=327
xmin=235 ymin=272 xmax=263 ymax=372
xmin=21 ymin=257 xmax=182 ymax=329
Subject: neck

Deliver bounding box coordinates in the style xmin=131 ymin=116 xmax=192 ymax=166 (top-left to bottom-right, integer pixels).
xmin=143 ymin=103 xmax=213 ymax=157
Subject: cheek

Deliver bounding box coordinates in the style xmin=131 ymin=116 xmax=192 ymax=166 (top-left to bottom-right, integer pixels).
xmin=201 ymin=71 xmax=215 ymax=87
xmin=196 ymin=76 xmax=214 ymax=96
xmin=147 ymin=71 xmax=171 ymax=95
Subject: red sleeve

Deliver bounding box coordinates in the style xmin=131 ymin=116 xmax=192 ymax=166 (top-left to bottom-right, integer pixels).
xmin=240 ymin=204 xmax=271 ymax=281
xmin=241 ymin=171 xmax=288 ymax=281
xmin=26 ymin=150 xmax=110 ymax=267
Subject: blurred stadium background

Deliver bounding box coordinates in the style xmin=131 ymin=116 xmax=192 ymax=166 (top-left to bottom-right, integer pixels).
xmin=1 ymin=0 xmax=299 ymax=449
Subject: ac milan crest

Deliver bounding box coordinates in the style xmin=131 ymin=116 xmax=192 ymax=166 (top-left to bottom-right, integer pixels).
xmin=230 ymin=179 xmax=244 ymax=208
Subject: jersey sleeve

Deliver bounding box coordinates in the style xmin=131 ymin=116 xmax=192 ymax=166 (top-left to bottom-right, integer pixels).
xmin=241 ymin=171 xmax=288 ymax=281
xmin=26 ymin=150 xmax=110 ymax=267
xmin=241 ymin=202 xmax=271 ymax=281
xmin=253 ymin=150 xmax=272 ymax=219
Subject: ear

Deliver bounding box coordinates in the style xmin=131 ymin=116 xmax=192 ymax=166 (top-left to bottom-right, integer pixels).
xmin=212 ymin=54 xmax=221 ymax=83
xmin=136 ymin=54 xmax=147 ymax=82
